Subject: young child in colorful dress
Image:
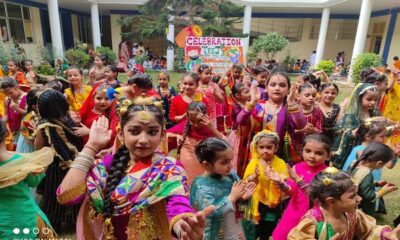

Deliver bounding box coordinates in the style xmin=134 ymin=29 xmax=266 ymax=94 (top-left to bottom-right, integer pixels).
xmin=57 ymin=97 xmax=214 ymax=240
xmin=35 ymin=90 xmax=83 ymax=232
xmin=156 ymin=72 xmax=177 ymax=128
xmin=190 ymin=137 xmax=256 ymax=240
xmin=291 ymin=83 xmax=324 ymax=161
xmin=228 ymin=83 xmax=259 ymax=175
xmin=349 ymin=143 xmax=398 ymax=216
xmin=169 ymin=73 xmax=200 ymax=124
xmin=0 ymin=119 xmax=56 ymax=239
xmin=197 ymin=64 xmax=224 ymax=127
xmin=168 ymin=101 xmax=225 ymax=185
xmin=289 ymin=167 xmax=400 ymax=240
xmin=73 ymin=84 xmax=117 ymax=145
xmin=270 ymin=134 xmax=330 ymax=239
xmin=22 ymin=59 xmax=37 ymax=85
xmin=1 ymin=77 xmax=27 ymax=150
xmin=318 ymin=83 xmax=345 ymax=140
xmin=64 ymin=67 xmax=92 ymax=122
xmin=243 ymin=130 xmax=288 ymax=240
xmin=7 ymin=60 xmax=27 ymax=85
xmin=103 ymin=65 xmax=121 ymax=89
xmin=333 ymin=83 xmax=380 ymax=168
xmin=252 ymin=66 xmax=269 ymax=100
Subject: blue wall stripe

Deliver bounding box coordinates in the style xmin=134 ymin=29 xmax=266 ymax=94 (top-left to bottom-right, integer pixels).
xmin=382 ymin=9 xmax=399 ymax=64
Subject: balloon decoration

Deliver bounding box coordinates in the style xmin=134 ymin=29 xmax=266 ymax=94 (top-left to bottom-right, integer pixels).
xmin=175 ymin=24 xmax=203 ymax=48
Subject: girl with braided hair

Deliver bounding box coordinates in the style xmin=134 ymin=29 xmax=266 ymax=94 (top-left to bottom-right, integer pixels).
xmin=167 ymin=101 xmax=225 ymax=185
xmin=34 ymin=89 xmax=84 ymax=232
xmin=57 ymin=96 xmax=214 ymax=240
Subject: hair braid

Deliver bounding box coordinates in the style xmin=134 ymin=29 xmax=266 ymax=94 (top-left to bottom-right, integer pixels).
xmin=102 ymin=145 xmax=131 ymax=218
xmin=177 ymin=121 xmax=191 ymax=157
xmin=47 ymin=127 xmax=76 ymax=162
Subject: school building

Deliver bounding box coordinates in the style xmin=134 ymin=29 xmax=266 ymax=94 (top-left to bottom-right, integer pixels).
xmin=1 ymin=0 xmax=399 ymax=69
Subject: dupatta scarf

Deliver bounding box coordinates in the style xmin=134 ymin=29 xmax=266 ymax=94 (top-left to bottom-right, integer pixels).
xmin=87 ymin=152 xmax=189 ymax=217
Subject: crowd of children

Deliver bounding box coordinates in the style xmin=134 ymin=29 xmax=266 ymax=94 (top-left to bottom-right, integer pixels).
xmin=1 ymin=55 xmax=400 ymax=240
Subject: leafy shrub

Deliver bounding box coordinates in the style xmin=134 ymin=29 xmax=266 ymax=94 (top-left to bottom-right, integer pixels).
xmin=351 ymin=53 xmax=382 ymax=83
xmin=65 ymin=48 xmax=90 ymax=70
xmin=316 ymin=60 xmax=335 ymax=76
xmin=34 ymin=62 xmax=56 ymax=75
xmin=96 ymin=46 xmax=117 ymax=64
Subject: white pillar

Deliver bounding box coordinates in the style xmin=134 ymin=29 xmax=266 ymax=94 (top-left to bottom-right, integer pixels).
xmin=91 ymin=3 xmax=101 ymax=48
xmin=348 ymin=0 xmax=372 ymax=83
xmin=166 ymin=15 xmax=174 ymax=71
xmin=243 ymin=5 xmax=252 ymax=64
xmin=315 ymin=8 xmax=330 ymax=68
xmin=47 ymin=0 xmax=63 ymax=58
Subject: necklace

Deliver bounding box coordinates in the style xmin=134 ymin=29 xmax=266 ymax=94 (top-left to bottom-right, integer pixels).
xmin=302 ymin=107 xmax=314 ymax=115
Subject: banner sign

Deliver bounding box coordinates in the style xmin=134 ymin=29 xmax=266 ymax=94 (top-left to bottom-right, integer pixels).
xmin=185 ymin=37 xmax=244 ymax=74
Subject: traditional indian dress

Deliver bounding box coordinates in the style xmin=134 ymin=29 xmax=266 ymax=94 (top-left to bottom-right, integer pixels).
xmin=65 ymin=85 xmax=92 ymax=112
xmin=156 ymin=85 xmax=177 ymax=128
xmin=383 ymin=74 xmax=400 ymax=146
xmin=0 ymin=148 xmax=56 ymax=239
xmin=332 ymin=83 xmax=380 ymax=169
xmin=9 ymin=70 xmax=28 ymax=85
xmin=272 ymin=161 xmax=327 ymax=240
xmin=228 ymin=102 xmax=252 ymax=176
xmin=190 ymin=173 xmax=246 ymax=240
xmin=16 ymin=111 xmax=39 ymax=153
xmin=89 ymin=66 xmax=106 ymax=85
xmin=169 ymin=95 xmax=190 ymax=124
xmin=321 ymin=103 xmax=340 ymax=140
xmin=288 ymin=206 xmax=391 ymax=240
xmin=56 ymin=152 xmax=194 ymax=240
xmin=291 ymin=106 xmax=324 ymax=160
xmin=351 ymin=165 xmax=387 ymax=216
xmin=36 ymin=120 xmax=83 ymax=232
xmin=167 ymin=120 xmax=217 ymax=185
xmin=250 ymin=101 xmax=306 ymax=165
xmin=79 ymin=84 xmax=118 ymax=145
xmin=197 ymin=82 xmax=220 ymax=127
xmin=243 ymin=143 xmax=288 ymax=240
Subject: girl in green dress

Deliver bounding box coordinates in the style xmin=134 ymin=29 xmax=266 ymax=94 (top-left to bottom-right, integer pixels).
xmin=0 ymin=119 xmax=56 ymax=239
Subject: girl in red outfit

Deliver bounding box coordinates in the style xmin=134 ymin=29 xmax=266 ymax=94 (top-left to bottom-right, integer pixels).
xmin=73 ymin=84 xmax=117 ymax=146
xmin=169 ymin=72 xmax=201 ymax=125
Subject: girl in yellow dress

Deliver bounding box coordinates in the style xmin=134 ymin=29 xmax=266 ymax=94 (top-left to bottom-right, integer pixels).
xmin=64 ymin=67 xmax=92 ymax=122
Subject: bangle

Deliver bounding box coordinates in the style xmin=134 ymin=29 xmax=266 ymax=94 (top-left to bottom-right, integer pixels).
xmin=245 ymin=102 xmax=255 ymax=111
xmin=377 ymin=188 xmax=386 ymax=198
xmin=85 ymin=144 xmax=99 ymax=153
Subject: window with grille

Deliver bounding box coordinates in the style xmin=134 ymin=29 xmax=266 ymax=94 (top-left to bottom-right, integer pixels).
xmin=0 ymin=1 xmax=33 ymax=43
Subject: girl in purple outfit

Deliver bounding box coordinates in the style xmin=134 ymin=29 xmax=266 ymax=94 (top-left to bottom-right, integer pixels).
xmin=249 ymin=72 xmax=306 ymax=163
xmin=57 ymin=96 xmax=214 ymax=240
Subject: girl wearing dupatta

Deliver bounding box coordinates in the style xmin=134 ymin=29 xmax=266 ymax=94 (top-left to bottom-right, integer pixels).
xmin=332 ymin=83 xmax=380 ymax=168
xmin=34 ymin=90 xmax=84 ymax=232
xmin=243 ymin=130 xmax=289 ymax=240
xmin=248 ymin=72 xmax=306 ymax=167
xmin=57 ymin=97 xmax=214 ymax=240
xmin=0 ymin=119 xmax=56 ymax=239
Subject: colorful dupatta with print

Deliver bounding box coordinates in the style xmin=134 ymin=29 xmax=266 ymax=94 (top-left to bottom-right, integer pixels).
xmin=87 ymin=152 xmax=189 ymax=216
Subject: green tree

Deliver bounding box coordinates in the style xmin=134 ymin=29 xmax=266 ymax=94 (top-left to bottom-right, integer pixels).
xmin=249 ymin=32 xmax=289 ymax=61
xmin=119 ymin=0 xmax=245 ymax=42
xmin=351 ymin=53 xmax=382 ymax=83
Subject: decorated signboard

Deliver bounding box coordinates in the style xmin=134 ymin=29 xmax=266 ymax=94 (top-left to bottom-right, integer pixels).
xmin=185 ymin=37 xmax=244 ymax=73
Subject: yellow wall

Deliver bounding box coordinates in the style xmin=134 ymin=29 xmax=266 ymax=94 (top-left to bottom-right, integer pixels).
xmin=387 ymin=14 xmax=400 ymax=67
xmin=71 ymin=14 xmax=79 ymax=44
xmin=110 ymin=14 xmax=122 ymax=54
xmin=364 ymin=15 xmax=390 ymax=56
xmin=30 ymin=7 xmax=43 ymax=45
